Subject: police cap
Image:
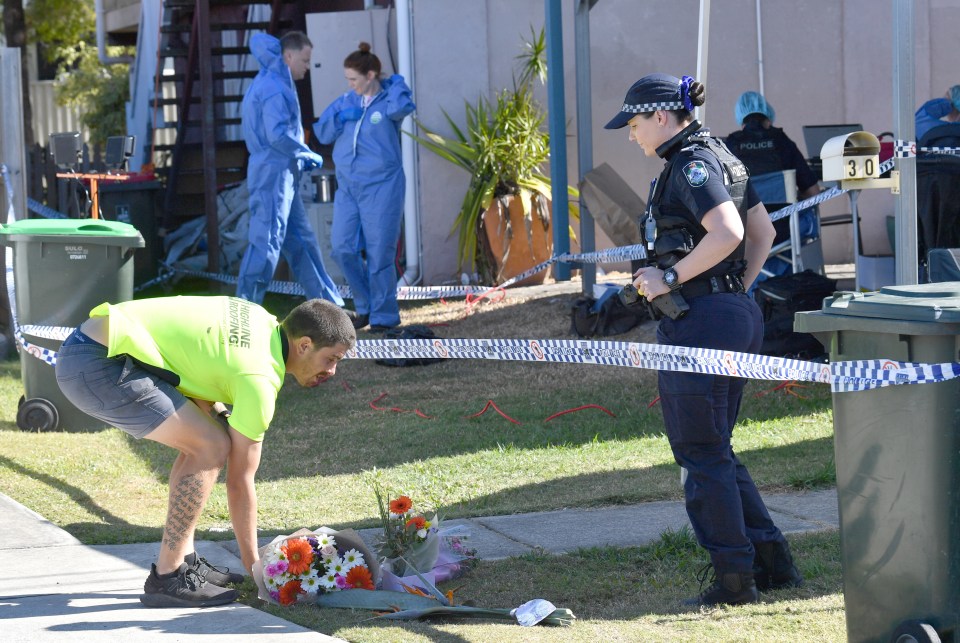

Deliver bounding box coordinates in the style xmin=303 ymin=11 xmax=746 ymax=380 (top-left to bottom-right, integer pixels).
xmin=605 ymin=73 xmax=690 ymax=130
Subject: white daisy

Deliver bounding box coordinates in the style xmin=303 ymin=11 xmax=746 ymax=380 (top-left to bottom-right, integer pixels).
xmin=320 ymin=571 xmax=339 ymax=590
xmin=325 ymin=557 xmax=347 ymax=576
xmin=341 ymin=549 xmax=364 ymax=571
xmin=300 ymin=570 xmax=322 ymax=594
xmin=314 ymin=533 xmax=337 ymax=548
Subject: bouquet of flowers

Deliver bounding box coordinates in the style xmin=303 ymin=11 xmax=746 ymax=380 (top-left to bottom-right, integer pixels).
xmin=374 ymin=486 xmax=476 ymax=592
xmin=252 ymin=527 xmax=380 ymax=606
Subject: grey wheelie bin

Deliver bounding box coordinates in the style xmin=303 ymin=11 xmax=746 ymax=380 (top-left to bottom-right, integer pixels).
xmin=795 ymin=283 xmax=960 ymax=643
xmin=0 ymin=218 xmax=144 ymax=431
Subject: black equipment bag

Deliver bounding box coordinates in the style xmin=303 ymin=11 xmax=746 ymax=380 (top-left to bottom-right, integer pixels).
xmin=754 ymin=270 xmax=837 ymax=358
xmin=374 ymin=325 xmax=443 ymax=367
xmin=570 ymin=292 xmax=649 ymax=338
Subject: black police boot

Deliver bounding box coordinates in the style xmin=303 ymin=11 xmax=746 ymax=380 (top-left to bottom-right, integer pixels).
xmin=683 ymin=564 xmax=759 ymax=607
xmin=753 ymin=540 xmax=803 ymax=591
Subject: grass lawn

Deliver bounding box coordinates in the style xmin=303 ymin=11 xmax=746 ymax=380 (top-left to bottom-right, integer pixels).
xmin=0 ymin=277 xmax=844 ymax=641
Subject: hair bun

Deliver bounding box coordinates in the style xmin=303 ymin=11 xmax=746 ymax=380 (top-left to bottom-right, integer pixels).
xmin=358 ymin=41 xmax=372 ymax=54
xmin=689 ymin=81 xmax=706 ymax=107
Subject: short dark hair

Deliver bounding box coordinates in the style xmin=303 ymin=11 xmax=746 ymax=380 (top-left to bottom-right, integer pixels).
xmin=281 ymin=299 xmax=356 ymax=350
xmin=280 ymin=31 xmax=312 ymax=52
xmin=343 ymin=41 xmax=381 ymax=76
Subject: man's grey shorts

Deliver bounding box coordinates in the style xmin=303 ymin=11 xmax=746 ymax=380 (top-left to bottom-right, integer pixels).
xmin=55 ymin=327 xmax=187 ymax=438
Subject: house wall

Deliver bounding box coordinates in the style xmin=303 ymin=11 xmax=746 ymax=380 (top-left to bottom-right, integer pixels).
xmin=410 ymin=0 xmax=959 ymax=286
xmin=94 ymin=0 xmax=960 ymax=285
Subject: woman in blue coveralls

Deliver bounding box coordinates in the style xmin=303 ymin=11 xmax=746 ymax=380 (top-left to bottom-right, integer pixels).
xmin=314 ymin=42 xmax=415 ymax=332
xmin=604 ymin=73 xmax=803 ymax=606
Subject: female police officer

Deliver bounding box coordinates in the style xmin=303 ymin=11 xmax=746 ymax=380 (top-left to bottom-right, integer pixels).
xmin=605 ymin=73 xmax=802 ymax=606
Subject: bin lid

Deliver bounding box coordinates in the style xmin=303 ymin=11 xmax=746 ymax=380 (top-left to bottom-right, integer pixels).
xmin=0 ymin=218 xmax=145 ymax=248
xmin=819 ymin=282 xmax=960 ymax=323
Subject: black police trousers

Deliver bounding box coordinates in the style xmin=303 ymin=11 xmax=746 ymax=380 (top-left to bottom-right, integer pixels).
xmin=656 ymin=291 xmax=788 ymax=573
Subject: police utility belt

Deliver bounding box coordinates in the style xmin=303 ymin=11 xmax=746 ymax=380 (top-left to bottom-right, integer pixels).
xmin=679 ymin=273 xmax=746 ymax=299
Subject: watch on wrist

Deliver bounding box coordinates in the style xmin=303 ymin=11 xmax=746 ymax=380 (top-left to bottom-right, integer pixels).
xmin=662 ymin=267 xmax=682 ymax=291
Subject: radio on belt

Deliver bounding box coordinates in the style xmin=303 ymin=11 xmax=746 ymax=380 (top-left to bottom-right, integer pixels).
xmin=820 ymin=130 xmax=900 ymax=192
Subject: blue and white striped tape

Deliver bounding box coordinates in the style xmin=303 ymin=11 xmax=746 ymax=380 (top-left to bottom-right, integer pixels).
xmin=894 ymin=140 xmax=960 ymax=158
xmin=349 ymin=336 xmax=960 ymax=394
xmin=4 ymin=162 xmax=959 ymax=394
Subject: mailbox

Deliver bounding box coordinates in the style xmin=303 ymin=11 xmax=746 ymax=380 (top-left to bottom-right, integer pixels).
xmin=820 ymin=131 xmax=899 ymax=192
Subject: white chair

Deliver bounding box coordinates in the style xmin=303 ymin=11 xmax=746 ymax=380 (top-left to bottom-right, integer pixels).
xmin=753 ymin=169 xmax=825 ymax=277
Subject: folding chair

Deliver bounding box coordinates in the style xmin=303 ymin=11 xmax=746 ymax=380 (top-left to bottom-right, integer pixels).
xmin=752 ymin=169 xmax=825 ymax=278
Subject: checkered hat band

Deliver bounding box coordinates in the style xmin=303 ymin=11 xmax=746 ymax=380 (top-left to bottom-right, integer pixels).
xmin=622 ymin=100 xmax=685 ymax=113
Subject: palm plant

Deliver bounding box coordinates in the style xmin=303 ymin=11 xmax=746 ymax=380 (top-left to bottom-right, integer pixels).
xmin=408 ymin=27 xmax=577 ymax=274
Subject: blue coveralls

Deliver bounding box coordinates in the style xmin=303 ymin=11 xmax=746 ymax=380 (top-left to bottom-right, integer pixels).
xmin=314 ymin=75 xmax=415 ymax=328
xmin=652 ymin=135 xmax=790 ymax=575
xmin=236 ymin=33 xmax=343 ymax=306
xmin=915 ymin=97 xmax=955 ymax=142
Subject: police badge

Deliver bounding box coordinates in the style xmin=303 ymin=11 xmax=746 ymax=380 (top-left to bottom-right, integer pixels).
xmin=683 ymin=160 xmax=709 ymax=187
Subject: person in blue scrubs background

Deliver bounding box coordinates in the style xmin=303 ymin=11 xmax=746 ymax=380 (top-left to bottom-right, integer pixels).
xmin=605 ymin=73 xmax=802 ymax=607
xmin=237 ymin=31 xmax=349 ymax=314
xmin=314 ymin=42 xmax=415 ymax=332
xmin=915 ymin=85 xmax=960 ymax=142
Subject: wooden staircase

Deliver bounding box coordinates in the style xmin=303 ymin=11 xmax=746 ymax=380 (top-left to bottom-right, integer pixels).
xmin=152 ymin=0 xmax=289 ymax=273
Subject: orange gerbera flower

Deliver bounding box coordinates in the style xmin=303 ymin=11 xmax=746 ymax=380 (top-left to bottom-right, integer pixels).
xmin=406 ymin=515 xmax=426 ymax=531
xmin=281 ymin=538 xmax=314 ymax=576
xmin=278 ymin=580 xmax=303 ymax=605
xmin=390 ymin=495 xmax=413 ymax=514
xmin=345 ymin=565 xmax=375 ymax=590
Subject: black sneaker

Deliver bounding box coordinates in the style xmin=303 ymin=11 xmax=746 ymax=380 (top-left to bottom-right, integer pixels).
xmin=185 ymin=551 xmax=246 ymax=586
xmin=683 ymin=564 xmax=759 ymax=607
xmin=140 ymin=562 xmax=238 ymax=608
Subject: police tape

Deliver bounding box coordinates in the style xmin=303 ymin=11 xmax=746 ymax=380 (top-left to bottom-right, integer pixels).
xmin=895 ymin=140 xmax=960 ymax=158
xmin=764 ymin=156 xmax=896 ymax=224
xmin=7 ymin=160 xmax=958 ymax=394
xmin=146 ymin=243 xmax=651 ymax=299
xmin=349 ymin=336 xmax=960 ymax=394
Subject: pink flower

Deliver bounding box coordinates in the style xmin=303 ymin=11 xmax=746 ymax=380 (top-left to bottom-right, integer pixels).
xmin=335 ymin=574 xmax=349 ymax=589
xmin=320 ymin=544 xmax=337 ymax=559
xmin=265 ymin=560 xmax=288 ymax=577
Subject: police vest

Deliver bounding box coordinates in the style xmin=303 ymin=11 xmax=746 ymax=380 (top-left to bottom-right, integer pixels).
xmin=725 ymin=124 xmax=789 ymax=176
xmin=647 ymin=132 xmax=749 ymax=278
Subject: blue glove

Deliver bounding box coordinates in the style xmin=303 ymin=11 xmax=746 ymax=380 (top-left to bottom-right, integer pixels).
xmin=338 ymin=107 xmax=364 ymax=124
xmin=302 ymin=152 xmax=324 ymax=169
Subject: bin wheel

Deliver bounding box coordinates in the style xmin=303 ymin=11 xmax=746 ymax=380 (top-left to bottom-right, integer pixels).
xmin=16 ymin=398 xmax=59 ymax=431
xmin=892 ymin=620 xmax=941 ymax=643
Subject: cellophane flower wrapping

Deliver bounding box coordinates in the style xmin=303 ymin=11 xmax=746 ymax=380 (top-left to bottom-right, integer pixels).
xmin=374 ymin=489 xmax=477 ymax=592
xmin=252 ymin=527 xmax=380 ymax=606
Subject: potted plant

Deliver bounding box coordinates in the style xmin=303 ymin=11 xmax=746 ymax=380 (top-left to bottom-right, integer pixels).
xmin=409 ymin=28 xmax=578 ymax=285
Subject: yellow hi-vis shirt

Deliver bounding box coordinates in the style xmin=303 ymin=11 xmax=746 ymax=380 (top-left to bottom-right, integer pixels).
xmin=90 ymin=296 xmax=285 ymax=442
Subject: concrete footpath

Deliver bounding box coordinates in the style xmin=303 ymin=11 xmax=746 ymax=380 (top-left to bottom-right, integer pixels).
xmin=0 ymin=488 xmax=839 ymax=642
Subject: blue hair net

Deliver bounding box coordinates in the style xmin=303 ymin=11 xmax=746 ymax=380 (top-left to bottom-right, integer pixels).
xmin=735 ymin=91 xmax=775 ymax=125
xmin=950 ymin=85 xmax=960 ymax=112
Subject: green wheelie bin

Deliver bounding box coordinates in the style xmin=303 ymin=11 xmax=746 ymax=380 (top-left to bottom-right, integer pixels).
xmin=795 ymin=283 xmax=960 ymax=643
xmin=0 ymin=218 xmax=144 ymax=431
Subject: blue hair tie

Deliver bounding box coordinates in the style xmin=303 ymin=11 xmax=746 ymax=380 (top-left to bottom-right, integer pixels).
xmin=679 ymin=75 xmax=695 ymax=111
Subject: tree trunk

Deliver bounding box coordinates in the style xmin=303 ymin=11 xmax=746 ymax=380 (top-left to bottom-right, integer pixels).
xmin=2 ymin=0 xmax=35 ymax=146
